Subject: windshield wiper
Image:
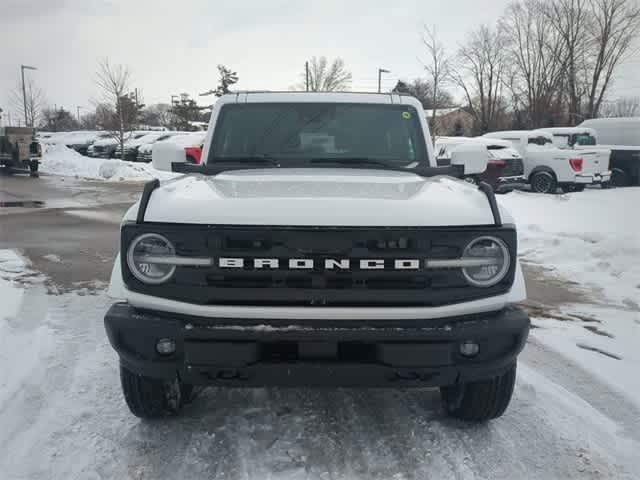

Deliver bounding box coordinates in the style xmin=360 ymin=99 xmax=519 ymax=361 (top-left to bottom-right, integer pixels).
xmin=309 ymin=157 xmax=396 ymax=168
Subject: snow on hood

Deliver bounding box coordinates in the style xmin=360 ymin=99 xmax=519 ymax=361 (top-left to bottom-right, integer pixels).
xmin=128 ymin=168 xmax=511 ymax=227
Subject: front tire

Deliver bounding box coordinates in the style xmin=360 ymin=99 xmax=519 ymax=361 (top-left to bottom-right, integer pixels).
xmin=120 ymin=365 xmax=185 ymax=419
xmin=530 ymin=171 xmax=557 ymax=194
xmin=441 ymin=364 xmax=517 ymax=421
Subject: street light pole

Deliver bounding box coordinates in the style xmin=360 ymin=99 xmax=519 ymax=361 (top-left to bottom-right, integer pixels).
xmin=77 ymin=106 xmax=83 ymax=123
xmin=378 ymin=68 xmax=390 ymax=93
xmin=305 ymin=61 xmax=310 ymax=92
xmin=20 ymin=65 xmax=37 ymax=127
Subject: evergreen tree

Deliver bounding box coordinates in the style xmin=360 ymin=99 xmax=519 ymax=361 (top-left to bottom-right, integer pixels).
xmin=200 ymin=65 xmax=239 ymax=97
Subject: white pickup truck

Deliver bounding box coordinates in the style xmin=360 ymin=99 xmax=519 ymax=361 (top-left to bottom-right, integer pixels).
xmin=483 ymin=130 xmax=611 ymax=193
xmin=539 ymin=123 xmax=640 ymax=187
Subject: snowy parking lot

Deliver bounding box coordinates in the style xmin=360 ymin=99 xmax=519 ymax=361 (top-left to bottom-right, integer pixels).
xmin=1 ymin=148 xmax=639 ymax=479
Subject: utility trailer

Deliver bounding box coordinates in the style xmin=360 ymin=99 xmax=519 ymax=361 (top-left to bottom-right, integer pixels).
xmin=0 ymin=127 xmax=41 ymax=177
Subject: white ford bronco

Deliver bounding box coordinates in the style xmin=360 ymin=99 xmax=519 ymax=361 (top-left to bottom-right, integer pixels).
xmin=105 ymin=92 xmax=529 ymax=422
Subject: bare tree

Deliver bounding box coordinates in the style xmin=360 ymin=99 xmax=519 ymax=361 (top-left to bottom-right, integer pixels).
xmin=421 ymin=26 xmax=452 ymax=138
xmin=9 ymin=77 xmax=46 ymax=127
xmin=392 ymin=79 xmax=454 ymax=110
xmin=39 ymin=107 xmax=79 ymax=132
xmin=298 ymin=56 xmax=352 ymax=91
xmin=95 ymin=59 xmax=138 ymax=159
xmin=582 ymin=0 xmax=640 ymax=118
xmin=501 ymin=0 xmax=567 ymax=128
xmin=599 ymin=96 xmax=640 ymax=117
xmin=454 ymin=25 xmax=508 ymax=133
xmin=544 ymin=0 xmax=591 ymax=125
xmin=140 ymin=103 xmax=175 ymax=128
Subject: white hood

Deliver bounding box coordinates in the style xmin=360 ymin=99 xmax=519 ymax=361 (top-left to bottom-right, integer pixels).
xmin=125 ymin=169 xmax=511 ymax=227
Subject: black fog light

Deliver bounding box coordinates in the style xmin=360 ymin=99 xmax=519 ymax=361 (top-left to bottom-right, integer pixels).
xmin=156 ymin=338 xmax=176 ymax=355
xmin=459 ymin=340 xmax=480 ymax=358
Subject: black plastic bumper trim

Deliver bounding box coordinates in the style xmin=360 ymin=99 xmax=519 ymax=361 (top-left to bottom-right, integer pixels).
xmin=105 ymin=303 xmax=529 ymax=387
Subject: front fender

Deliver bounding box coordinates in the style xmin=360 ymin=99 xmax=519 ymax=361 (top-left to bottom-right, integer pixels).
xmin=107 ymin=253 xmax=127 ymax=300
xmin=507 ymin=260 xmax=527 ymax=303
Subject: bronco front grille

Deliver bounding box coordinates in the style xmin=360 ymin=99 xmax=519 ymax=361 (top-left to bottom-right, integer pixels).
xmin=121 ymin=224 xmax=517 ymax=307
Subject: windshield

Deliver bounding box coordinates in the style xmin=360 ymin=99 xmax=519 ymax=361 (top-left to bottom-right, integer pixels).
xmin=208 ymin=103 xmax=427 ymax=166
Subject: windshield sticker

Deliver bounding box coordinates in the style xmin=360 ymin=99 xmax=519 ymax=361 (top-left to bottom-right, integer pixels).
xmin=402 ymin=111 xmax=411 ymax=119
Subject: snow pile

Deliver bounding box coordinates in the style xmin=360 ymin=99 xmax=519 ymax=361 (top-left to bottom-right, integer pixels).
xmin=0 ymin=250 xmax=53 ymax=410
xmin=500 ymin=189 xmax=640 ymax=409
xmin=39 ymin=144 xmax=181 ymax=182
xmin=500 ymin=188 xmax=640 ymax=308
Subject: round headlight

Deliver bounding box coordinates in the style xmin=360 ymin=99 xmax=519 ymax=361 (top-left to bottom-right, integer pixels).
xmin=126 ymin=233 xmax=176 ymax=284
xmin=461 ymin=236 xmax=510 ymax=287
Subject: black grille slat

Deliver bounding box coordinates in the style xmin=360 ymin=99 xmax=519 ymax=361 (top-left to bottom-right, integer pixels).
xmin=122 ymin=225 xmax=517 ymax=307
xmin=502 ymin=158 xmax=524 ymax=176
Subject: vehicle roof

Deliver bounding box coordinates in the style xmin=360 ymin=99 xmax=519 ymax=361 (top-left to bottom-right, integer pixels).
xmin=536 ymin=127 xmax=597 ymax=136
xmin=435 ymin=136 xmax=513 ymax=148
xmin=218 ymin=91 xmax=423 ymax=107
xmin=484 ymin=130 xmax=554 ymax=140
xmin=580 ymin=117 xmax=640 ymax=126
xmin=166 ymin=131 xmax=207 ymax=146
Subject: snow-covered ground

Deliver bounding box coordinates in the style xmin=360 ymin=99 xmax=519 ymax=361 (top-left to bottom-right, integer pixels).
xmin=39 ymin=144 xmax=180 ymax=182
xmin=499 ymin=189 xmax=640 ymax=410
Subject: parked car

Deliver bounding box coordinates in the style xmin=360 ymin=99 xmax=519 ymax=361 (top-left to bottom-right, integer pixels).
xmin=573 ymin=118 xmax=640 ymax=187
xmin=114 ymin=132 xmax=171 ymax=162
xmin=136 ymin=133 xmax=180 ymax=162
xmin=483 ymin=130 xmax=611 ymax=193
xmin=435 ymin=136 xmax=526 ymax=192
xmin=106 ymin=91 xmax=529 ymax=422
xmin=151 ymin=131 xmax=207 ymax=166
xmin=64 ymin=131 xmax=111 ymax=155
xmin=90 ymin=132 xmax=149 ymax=159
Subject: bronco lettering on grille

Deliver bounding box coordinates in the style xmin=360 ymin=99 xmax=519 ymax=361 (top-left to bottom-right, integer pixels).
xmin=217 ymin=258 xmax=424 ymax=270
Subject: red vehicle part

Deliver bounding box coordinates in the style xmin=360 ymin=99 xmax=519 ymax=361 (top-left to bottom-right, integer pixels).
xmin=569 ymin=157 xmax=583 ymax=172
xmin=184 ymin=146 xmax=203 ymax=164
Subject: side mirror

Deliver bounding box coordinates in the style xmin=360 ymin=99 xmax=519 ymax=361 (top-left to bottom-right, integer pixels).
xmin=152 ymin=141 xmax=185 ymax=172
xmin=450 ymin=144 xmax=488 ymax=175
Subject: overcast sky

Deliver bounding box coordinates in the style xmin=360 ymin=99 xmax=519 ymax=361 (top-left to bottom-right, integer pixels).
xmin=1 ymin=0 xmax=639 ymax=121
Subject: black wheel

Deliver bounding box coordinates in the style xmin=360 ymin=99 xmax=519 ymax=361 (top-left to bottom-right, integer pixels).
xmin=441 ymin=364 xmax=517 ymax=422
xmin=119 ymin=365 xmax=186 ymax=419
xmin=29 ymin=160 xmax=39 ymax=178
xmin=530 ymin=171 xmax=557 ymax=194
xmin=610 ymin=168 xmax=630 ymax=187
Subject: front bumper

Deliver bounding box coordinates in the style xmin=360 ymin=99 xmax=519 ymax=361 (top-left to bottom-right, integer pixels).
xmin=494 ymin=175 xmax=527 ymax=192
xmin=575 ymin=171 xmax=611 ymax=184
xmin=104 ymin=303 xmax=529 ymax=388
